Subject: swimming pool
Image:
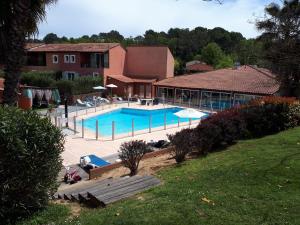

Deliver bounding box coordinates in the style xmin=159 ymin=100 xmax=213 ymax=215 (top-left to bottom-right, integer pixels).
xmin=79 ymin=107 xmax=209 ymax=137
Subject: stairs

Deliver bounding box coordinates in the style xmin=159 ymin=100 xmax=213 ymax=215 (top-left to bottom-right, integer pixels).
xmin=54 ymin=175 xmax=160 ymax=207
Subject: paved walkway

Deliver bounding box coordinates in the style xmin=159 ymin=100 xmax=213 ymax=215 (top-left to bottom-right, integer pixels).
xmin=62 ymin=123 xmax=196 ymax=166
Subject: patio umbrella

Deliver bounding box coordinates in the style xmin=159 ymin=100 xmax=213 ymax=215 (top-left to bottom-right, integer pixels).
xmin=93 ymin=86 xmax=106 ymax=90
xmin=174 ymin=108 xmax=207 ymax=119
xmin=106 ymin=84 xmax=118 ymax=96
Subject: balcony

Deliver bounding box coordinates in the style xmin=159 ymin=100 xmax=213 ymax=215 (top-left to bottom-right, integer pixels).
xmin=26 ymin=52 xmax=46 ymax=67
xmin=80 ymin=53 xmax=101 ymax=69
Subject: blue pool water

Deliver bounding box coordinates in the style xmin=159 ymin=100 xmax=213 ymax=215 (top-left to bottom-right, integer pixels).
xmin=79 ymin=107 xmax=209 ymax=137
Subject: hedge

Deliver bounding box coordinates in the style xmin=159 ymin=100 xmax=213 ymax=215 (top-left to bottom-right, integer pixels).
xmin=171 ymin=97 xmax=300 ymax=161
xmin=18 ymin=71 xmax=103 ymax=97
xmin=0 ymin=107 xmax=64 ymax=224
xmin=20 ymin=71 xmax=57 ymax=87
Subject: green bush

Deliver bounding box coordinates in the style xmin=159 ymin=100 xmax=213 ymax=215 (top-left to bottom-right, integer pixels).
xmin=0 ymin=69 xmax=4 ymax=78
xmin=20 ymin=71 xmax=56 ymax=87
xmin=0 ymin=107 xmax=64 ymax=224
xmin=119 ymin=140 xmax=151 ymax=176
xmin=55 ymin=80 xmax=74 ymax=98
xmin=72 ymin=76 xmax=103 ymax=95
xmin=19 ymin=72 xmax=103 ymax=98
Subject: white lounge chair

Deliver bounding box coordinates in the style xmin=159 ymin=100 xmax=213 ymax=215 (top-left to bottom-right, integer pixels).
xmin=77 ymin=99 xmax=92 ymax=107
xmin=99 ymin=97 xmax=110 ymax=103
xmin=77 ymin=99 xmax=86 ymax=106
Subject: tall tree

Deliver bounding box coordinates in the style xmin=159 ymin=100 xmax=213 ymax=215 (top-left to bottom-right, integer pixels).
xmin=0 ymin=0 xmax=57 ymax=105
xmin=201 ymin=42 xmax=224 ymax=67
xmin=43 ymin=32 xmax=59 ymax=44
xmin=257 ymin=0 xmax=300 ymax=97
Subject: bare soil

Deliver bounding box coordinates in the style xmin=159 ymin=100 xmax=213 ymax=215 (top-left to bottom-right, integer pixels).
xmin=96 ymin=152 xmax=175 ymax=180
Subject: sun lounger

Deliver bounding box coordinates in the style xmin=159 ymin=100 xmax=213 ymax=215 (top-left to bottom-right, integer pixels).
xmin=80 ymin=155 xmax=110 ymax=170
xmin=77 ymin=99 xmax=92 ymax=107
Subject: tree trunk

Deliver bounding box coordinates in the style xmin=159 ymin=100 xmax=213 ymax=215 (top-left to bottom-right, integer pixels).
xmin=2 ymin=1 xmax=29 ymax=105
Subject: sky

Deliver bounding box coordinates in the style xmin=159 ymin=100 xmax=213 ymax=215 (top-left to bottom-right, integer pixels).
xmin=37 ymin=0 xmax=277 ymax=39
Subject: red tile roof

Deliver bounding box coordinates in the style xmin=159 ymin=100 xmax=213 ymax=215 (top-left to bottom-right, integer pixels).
xmin=107 ymin=75 xmax=157 ymax=84
xmin=27 ymin=43 xmax=120 ymax=53
xmin=108 ymin=75 xmax=134 ymax=83
xmin=155 ymin=66 xmax=280 ymax=95
xmin=25 ymin=43 xmax=45 ymax=50
xmin=186 ymin=63 xmax=214 ymax=72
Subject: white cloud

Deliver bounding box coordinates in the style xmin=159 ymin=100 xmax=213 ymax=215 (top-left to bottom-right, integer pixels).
xmin=38 ymin=0 xmax=270 ymax=39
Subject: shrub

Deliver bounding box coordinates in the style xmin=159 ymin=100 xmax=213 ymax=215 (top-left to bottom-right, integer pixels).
xmin=55 ymin=80 xmax=74 ymax=98
xmin=72 ymin=76 xmax=103 ymax=95
xmin=183 ymin=97 xmax=300 ymax=156
xmin=193 ymin=119 xmax=222 ymax=154
xmin=119 ymin=140 xmax=150 ymax=176
xmin=55 ymin=76 xmax=103 ymax=99
xmin=241 ymin=96 xmax=300 ymax=137
xmin=20 ymin=71 xmax=57 ymax=87
xmin=193 ymin=109 xmax=247 ymax=154
xmin=0 ymin=107 xmax=64 ymax=224
xmin=0 ymin=69 xmax=4 ymax=78
xmin=168 ymin=128 xmax=194 ymax=163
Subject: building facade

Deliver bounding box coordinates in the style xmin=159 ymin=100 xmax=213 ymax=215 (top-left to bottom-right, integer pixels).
xmin=25 ymin=44 xmax=174 ymax=98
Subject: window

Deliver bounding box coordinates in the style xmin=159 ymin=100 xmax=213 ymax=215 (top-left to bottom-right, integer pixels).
xmin=64 ymin=55 xmax=70 ymax=63
xmin=52 ymin=55 xmax=59 ymax=64
xmin=101 ymin=52 xmax=109 ymax=68
xmin=93 ymin=72 xmax=99 ymax=77
xmin=67 ymin=72 xmax=75 ymax=81
xmin=70 ymin=55 xmax=76 ymax=63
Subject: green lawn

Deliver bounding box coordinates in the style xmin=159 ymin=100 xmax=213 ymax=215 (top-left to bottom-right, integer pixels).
xmin=20 ymin=127 xmax=300 ymax=225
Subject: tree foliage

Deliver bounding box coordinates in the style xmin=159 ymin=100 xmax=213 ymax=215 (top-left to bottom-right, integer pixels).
xmin=201 ymin=42 xmax=234 ymax=69
xmin=201 ymin=42 xmax=224 ymax=66
xmin=36 ymin=26 xmax=255 ymax=74
xmin=257 ymin=0 xmax=300 ymax=97
xmin=0 ymin=0 xmax=57 ymax=105
xmin=216 ymin=55 xmax=234 ymax=69
xmin=0 ymin=107 xmax=64 ymax=224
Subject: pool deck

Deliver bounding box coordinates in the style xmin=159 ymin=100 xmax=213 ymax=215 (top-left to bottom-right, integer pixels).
xmin=62 ymin=103 xmax=210 ymax=166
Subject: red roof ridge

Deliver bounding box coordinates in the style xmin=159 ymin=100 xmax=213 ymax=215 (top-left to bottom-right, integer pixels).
xmin=247 ymin=65 xmax=276 ymax=79
xmin=126 ymin=45 xmax=170 ymax=48
xmin=28 ymin=43 xmax=120 ymax=53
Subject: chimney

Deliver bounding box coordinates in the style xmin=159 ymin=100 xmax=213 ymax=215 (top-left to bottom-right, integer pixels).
xmin=233 ymin=62 xmax=241 ymax=70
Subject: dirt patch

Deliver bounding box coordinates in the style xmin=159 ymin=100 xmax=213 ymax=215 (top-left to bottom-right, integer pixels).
xmin=53 ymin=200 xmax=81 ymax=218
xmin=96 ymin=152 xmax=175 ymax=180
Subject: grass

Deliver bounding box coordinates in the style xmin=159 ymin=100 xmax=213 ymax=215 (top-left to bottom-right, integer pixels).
xmin=19 ymin=127 xmax=300 ymax=225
